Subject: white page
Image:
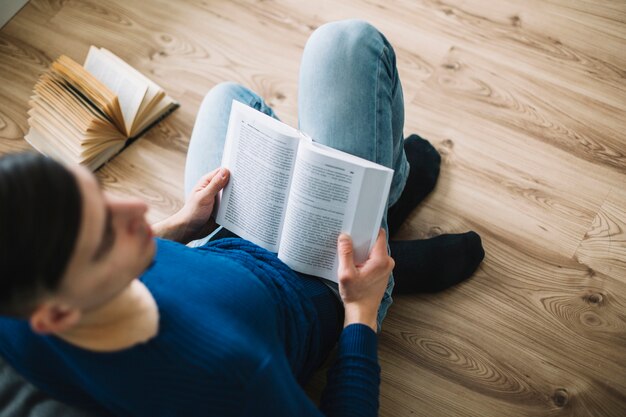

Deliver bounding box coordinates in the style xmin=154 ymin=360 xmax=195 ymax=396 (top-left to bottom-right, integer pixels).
xmin=216 ymin=101 xmax=300 ymax=252
xmin=98 ymin=47 xmax=164 ymax=130
xmin=308 ymin=141 xmax=393 ymax=263
xmin=84 ymin=46 xmax=148 ymax=135
xmin=349 ymin=164 xmax=393 ymax=263
xmin=278 ymin=139 xmax=393 ymax=281
xmin=277 ymin=142 xmax=366 ymax=281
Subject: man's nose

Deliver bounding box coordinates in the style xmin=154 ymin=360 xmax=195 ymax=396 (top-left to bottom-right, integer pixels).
xmin=118 ymin=200 xmax=148 ymax=219
xmin=117 ymin=202 xmax=148 ymax=235
xmin=107 ymin=195 xmax=148 ymax=223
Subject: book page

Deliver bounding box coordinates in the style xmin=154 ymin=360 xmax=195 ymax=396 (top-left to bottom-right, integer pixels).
xmin=305 ymin=141 xmax=394 ymax=265
xmin=215 ymin=101 xmax=301 ymax=252
xmin=97 ymin=47 xmax=167 ymax=135
xmin=129 ymin=96 xmax=178 ymax=139
xmin=84 ymin=46 xmax=148 ymax=136
xmin=277 ymin=142 xmax=366 ymax=281
xmin=349 ymin=165 xmax=394 ymax=263
xmin=51 ymin=55 xmax=124 ymax=133
xmin=34 ymin=70 xmax=127 ymax=168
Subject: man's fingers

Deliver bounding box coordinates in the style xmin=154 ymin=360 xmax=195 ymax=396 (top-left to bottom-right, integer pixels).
xmin=337 ymin=233 xmax=354 ymax=262
xmin=370 ymin=229 xmax=388 ymax=258
xmin=360 ymin=229 xmax=394 ymax=275
xmin=197 ymin=167 xmax=221 ymax=187
xmin=197 ymin=168 xmax=230 ymax=197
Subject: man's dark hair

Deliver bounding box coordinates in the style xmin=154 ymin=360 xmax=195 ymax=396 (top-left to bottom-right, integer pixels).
xmin=0 ymin=152 xmax=82 ymax=317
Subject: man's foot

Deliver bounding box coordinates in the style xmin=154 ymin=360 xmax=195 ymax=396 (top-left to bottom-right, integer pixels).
xmin=390 ymin=231 xmax=485 ymax=294
xmin=387 ymin=134 xmax=441 ymax=236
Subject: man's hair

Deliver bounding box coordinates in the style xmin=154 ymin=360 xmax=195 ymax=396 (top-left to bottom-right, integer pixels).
xmin=0 ymin=152 xmax=82 ymax=317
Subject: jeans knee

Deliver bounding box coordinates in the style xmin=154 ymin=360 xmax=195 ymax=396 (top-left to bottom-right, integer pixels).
xmin=202 ymin=81 xmax=248 ymax=109
xmin=309 ymin=20 xmax=382 ymax=54
xmin=304 ymin=19 xmax=390 ymax=73
xmin=315 ymin=19 xmax=380 ymax=44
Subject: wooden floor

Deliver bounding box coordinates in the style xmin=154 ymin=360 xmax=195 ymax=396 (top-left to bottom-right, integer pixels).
xmin=1 ymin=0 xmax=625 ymax=415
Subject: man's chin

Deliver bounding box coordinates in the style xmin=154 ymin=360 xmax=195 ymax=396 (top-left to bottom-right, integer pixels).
xmin=142 ymin=239 xmax=157 ymax=271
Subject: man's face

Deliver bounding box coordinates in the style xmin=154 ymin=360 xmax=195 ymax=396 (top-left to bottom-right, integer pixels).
xmin=57 ymin=165 xmax=156 ymax=313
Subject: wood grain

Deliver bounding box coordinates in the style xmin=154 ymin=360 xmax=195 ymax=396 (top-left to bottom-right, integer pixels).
xmin=1 ymin=0 xmax=625 ymax=416
xmin=576 ymin=187 xmax=626 ymax=284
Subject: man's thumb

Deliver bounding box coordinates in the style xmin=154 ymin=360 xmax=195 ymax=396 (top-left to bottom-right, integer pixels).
xmin=337 ymin=233 xmax=354 ymax=267
xmin=204 ymin=168 xmax=229 ymax=194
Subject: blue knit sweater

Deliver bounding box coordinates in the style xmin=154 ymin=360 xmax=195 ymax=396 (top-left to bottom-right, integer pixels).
xmin=0 ymin=238 xmax=380 ymax=416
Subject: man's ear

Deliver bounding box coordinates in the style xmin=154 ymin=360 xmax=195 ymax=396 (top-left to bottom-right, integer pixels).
xmin=29 ymin=302 xmax=82 ymax=334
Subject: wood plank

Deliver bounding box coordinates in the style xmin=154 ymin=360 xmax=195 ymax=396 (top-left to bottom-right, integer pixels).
xmin=575 ymin=187 xmax=626 ymax=284
xmin=393 ymin=45 xmax=625 ymax=262
xmin=424 ymin=46 xmax=626 ymax=175
xmin=382 ymin=236 xmax=626 ymax=416
xmin=438 ymin=0 xmax=626 ymax=68
xmin=0 ymin=0 xmax=625 ymax=416
xmin=361 ymin=0 xmax=626 ymax=112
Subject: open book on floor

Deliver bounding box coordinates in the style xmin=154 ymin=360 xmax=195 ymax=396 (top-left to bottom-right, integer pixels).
xmin=216 ymin=100 xmax=393 ymax=282
xmin=25 ymin=46 xmax=179 ymax=171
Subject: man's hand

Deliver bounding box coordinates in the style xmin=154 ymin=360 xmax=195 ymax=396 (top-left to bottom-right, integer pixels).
xmin=337 ymin=229 xmax=394 ymax=332
xmin=153 ymin=168 xmax=230 ymax=244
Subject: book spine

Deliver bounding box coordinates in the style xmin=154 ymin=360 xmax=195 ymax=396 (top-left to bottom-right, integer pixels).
xmin=93 ymin=102 xmax=180 ymax=172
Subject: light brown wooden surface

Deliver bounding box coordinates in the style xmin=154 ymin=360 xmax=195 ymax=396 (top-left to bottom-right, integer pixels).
xmin=1 ymin=0 xmax=625 ymax=416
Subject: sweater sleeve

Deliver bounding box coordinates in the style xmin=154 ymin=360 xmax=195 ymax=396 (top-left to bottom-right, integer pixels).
xmin=240 ymin=323 xmax=380 ymax=417
xmin=319 ymin=323 xmax=380 ymax=417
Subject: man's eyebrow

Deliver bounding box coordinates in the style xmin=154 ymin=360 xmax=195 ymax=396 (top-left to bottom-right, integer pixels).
xmin=92 ymin=206 xmax=114 ymax=262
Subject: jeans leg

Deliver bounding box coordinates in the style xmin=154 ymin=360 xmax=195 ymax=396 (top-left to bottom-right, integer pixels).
xmin=184 ymin=82 xmax=279 ymax=198
xmin=184 ymin=82 xmax=278 ymax=245
xmin=298 ymin=20 xmax=410 ymax=330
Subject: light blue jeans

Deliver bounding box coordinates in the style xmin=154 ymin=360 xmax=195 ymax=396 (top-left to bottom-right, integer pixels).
xmin=184 ymin=20 xmax=409 ymax=330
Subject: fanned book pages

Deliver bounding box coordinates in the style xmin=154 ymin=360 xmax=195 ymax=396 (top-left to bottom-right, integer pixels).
xmin=25 ymin=46 xmax=179 ymax=171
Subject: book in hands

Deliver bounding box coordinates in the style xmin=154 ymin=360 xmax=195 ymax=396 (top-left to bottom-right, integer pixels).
xmin=25 ymin=46 xmax=179 ymax=171
xmin=216 ymin=101 xmax=394 ymax=282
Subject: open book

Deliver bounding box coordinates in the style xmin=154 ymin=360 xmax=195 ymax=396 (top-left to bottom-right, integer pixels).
xmin=216 ymin=101 xmax=393 ymax=282
xmin=25 ymin=46 xmax=179 ymax=171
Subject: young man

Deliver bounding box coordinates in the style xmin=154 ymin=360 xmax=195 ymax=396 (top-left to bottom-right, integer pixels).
xmin=0 ymin=20 xmax=484 ymax=416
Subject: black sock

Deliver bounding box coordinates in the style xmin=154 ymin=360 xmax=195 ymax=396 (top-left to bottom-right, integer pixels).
xmin=387 ymin=134 xmax=441 ymax=236
xmin=390 ymin=232 xmax=485 ymax=294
